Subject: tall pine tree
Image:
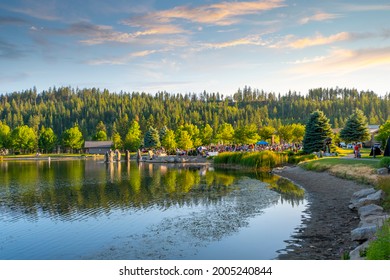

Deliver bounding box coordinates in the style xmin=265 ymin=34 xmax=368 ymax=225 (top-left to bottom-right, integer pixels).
xmin=144 ymin=126 xmax=160 ymax=149
xmin=303 ymin=110 xmax=333 ymax=153
xmin=340 ymin=109 xmax=370 ymax=143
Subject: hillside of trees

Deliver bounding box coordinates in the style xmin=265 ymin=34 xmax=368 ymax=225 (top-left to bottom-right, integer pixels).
xmin=0 ymin=86 xmax=389 ymax=147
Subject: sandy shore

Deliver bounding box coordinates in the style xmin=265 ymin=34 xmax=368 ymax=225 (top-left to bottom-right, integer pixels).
xmin=275 ymin=166 xmax=370 ymax=260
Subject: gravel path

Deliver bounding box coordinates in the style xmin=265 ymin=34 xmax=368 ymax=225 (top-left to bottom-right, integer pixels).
xmin=275 ymin=166 xmax=370 ymax=260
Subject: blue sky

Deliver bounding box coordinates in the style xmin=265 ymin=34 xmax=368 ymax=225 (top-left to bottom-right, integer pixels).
xmin=1 ymin=0 xmax=390 ymax=96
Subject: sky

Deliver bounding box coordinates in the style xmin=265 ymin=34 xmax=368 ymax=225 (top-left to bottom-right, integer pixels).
xmin=1 ymin=0 xmax=390 ymax=96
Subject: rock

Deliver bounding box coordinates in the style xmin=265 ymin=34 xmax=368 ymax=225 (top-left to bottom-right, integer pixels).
xmin=167 ymin=156 xmax=175 ymax=163
xmin=377 ymin=168 xmax=388 ymax=175
xmin=349 ymin=241 xmax=370 ymax=260
xmin=351 ymin=226 xmax=378 ymax=241
xmin=359 ymin=214 xmax=389 ymax=228
xmin=349 ymin=190 xmax=385 ymax=210
xmin=358 ymin=204 xmax=384 ymax=219
xmin=352 ymin=188 xmax=376 ymax=200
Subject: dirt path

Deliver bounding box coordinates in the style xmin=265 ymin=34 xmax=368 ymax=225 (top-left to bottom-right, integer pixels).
xmin=275 ymin=166 xmax=370 ymax=260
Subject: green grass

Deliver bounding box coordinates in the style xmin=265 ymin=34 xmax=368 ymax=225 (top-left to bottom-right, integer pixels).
xmin=365 ymin=219 xmax=390 ymax=260
xmin=301 ymin=157 xmax=380 ymax=169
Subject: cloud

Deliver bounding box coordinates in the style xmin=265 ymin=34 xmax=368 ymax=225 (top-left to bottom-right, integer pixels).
xmin=46 ymin=21 xmax=187 ymax=45
xmin=6 ymin=3 xmax=61 ymax=21
xmin=299 ymin=12 xmax=341 ymax=25
xmin=126 ymin=0 xmax=286 ymax=27
xmin=290 ymin=47 xmax=390 ymax=75
xmin=200 ymin=35 xmax=267 ymax=49
xmin=287 ymin=32 xmax=351 ymax=48
xmin=0 ymin=16 xmax=28 ymax=25
xmin=87 ymin=50 xmax=158 ymax=65
xmin=343 ymin=4 xmax=390 ymax=12
xmin=0 ymin=39 xmax=25 ymax=59
xmin=272 ymin=30 xmax=390 ymax=49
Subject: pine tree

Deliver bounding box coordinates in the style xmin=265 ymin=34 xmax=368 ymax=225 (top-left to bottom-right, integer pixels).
xmin=340 ymin=109 xmax=370 ymax=143
xmin=144 ymin=126 xmax=160 ymax=149
xmin=303 ymin=110 xmax=333 ymax=153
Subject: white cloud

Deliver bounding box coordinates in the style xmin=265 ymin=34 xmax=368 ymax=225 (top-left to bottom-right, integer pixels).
xmin=87 ymin=50 xmax=158 ymax=65
xmin=299 ymin=12 xmax=341 ymax=25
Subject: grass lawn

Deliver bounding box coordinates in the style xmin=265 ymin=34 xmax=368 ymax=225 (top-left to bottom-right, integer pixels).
xmin=300 ymin=150 xmax=382 ymax=186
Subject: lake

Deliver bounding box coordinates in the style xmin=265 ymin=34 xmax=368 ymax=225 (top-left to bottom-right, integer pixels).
xmin=0 ymin=159 xmax=307 ymax=260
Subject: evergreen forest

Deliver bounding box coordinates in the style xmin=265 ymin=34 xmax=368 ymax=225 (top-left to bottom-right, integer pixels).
xmin=0 ymin=86 xmax=389 ymax=152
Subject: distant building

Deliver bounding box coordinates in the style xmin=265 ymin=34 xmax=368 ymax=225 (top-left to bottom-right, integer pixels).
xmin=84 ymin=141 xmax=113 ymax=154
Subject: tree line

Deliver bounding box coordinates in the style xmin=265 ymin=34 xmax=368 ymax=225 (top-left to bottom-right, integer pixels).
xmin=0 ymin=86 xmax=389 ymax=154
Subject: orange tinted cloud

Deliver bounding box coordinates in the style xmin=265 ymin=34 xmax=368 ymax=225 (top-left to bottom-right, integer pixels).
xmin=270 ymin=32 xmax=351 ymax=49
xmin=128 ymin=0 xmax=286 ymax=26
xmin=300 ymin=12 xmax=341 ymax=24
xmin=201 ymin=35 xmax=266 ymax=49
xmin=290 ymin=47 xmax=390 ymax=75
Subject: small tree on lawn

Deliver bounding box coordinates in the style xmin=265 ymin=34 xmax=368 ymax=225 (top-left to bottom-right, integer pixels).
xmin=303 ymin=110 xmax=333 ymax=154
xmin=340 ymin=109 xmax=370 ymax=143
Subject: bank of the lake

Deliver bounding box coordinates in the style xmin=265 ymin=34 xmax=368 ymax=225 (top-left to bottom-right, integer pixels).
xmin=275 ymin=166 xmax=369 ymax=259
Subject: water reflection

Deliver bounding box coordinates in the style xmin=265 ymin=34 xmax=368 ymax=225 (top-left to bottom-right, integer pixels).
xmin=0 ymin=161 xmax=239 ymax=220
xmin=0 ymin=160 xmax=306 ymax=260
xmin=0 ymin=161 xmax=305 ymax=221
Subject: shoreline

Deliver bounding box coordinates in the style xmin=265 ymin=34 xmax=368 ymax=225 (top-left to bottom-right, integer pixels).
xmin=275 ymin=166 xmax=369 ymax=260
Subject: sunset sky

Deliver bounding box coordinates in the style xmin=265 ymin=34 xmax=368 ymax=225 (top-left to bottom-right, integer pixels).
xmin=1 ymin=0 xmax=389 ymax=96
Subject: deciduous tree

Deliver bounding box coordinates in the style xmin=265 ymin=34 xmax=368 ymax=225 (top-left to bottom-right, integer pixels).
xmin=38 ymin=127 xmax=57 ymax=153
xmin=11 ymin=125 xmax=37 ymax=154
xmin=61 ymin=125 xmax=84 ymax=153
xmin=124 ymin=120 xmax=142 ymax=152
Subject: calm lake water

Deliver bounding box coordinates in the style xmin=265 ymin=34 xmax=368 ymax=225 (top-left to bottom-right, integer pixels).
xmin=0 ymin=159 xmax=307 ymax=260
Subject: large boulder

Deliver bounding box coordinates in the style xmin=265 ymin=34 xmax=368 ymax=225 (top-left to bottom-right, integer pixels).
xmin=377 ymin=168 xmax=388 ymax=175
xmin=359 ymin=214 xmax=389 ymax=228
xmin=349 ymin=190 xmax=385 ymax=210
xmin=351 ymin=188 xmax=376 ymax=201
xmin=358 ymin=204 xmax=384 ymax=219
xmin=351 ymin=226 xmax=378 ymax=241
xmin=349 ymin=241 xmax=370 ymax=260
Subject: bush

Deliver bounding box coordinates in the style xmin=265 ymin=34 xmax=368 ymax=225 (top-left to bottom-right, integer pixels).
xmin=379 ymin=157 xmax=390 ymax=168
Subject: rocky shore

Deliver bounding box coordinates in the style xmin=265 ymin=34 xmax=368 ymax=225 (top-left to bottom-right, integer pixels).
xmin=275 ymin=166 xmax=374 ymax=260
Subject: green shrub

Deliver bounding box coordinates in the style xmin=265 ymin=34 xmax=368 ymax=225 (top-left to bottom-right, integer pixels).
xmin=366 ymin=219 xmax=390 ymax=260
xmin=379 ymin=157 xmax=390 ymax=168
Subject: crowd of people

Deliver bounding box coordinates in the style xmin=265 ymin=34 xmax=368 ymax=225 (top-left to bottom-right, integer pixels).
xmin=198 ymin=143 xmax=303 ymax=156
